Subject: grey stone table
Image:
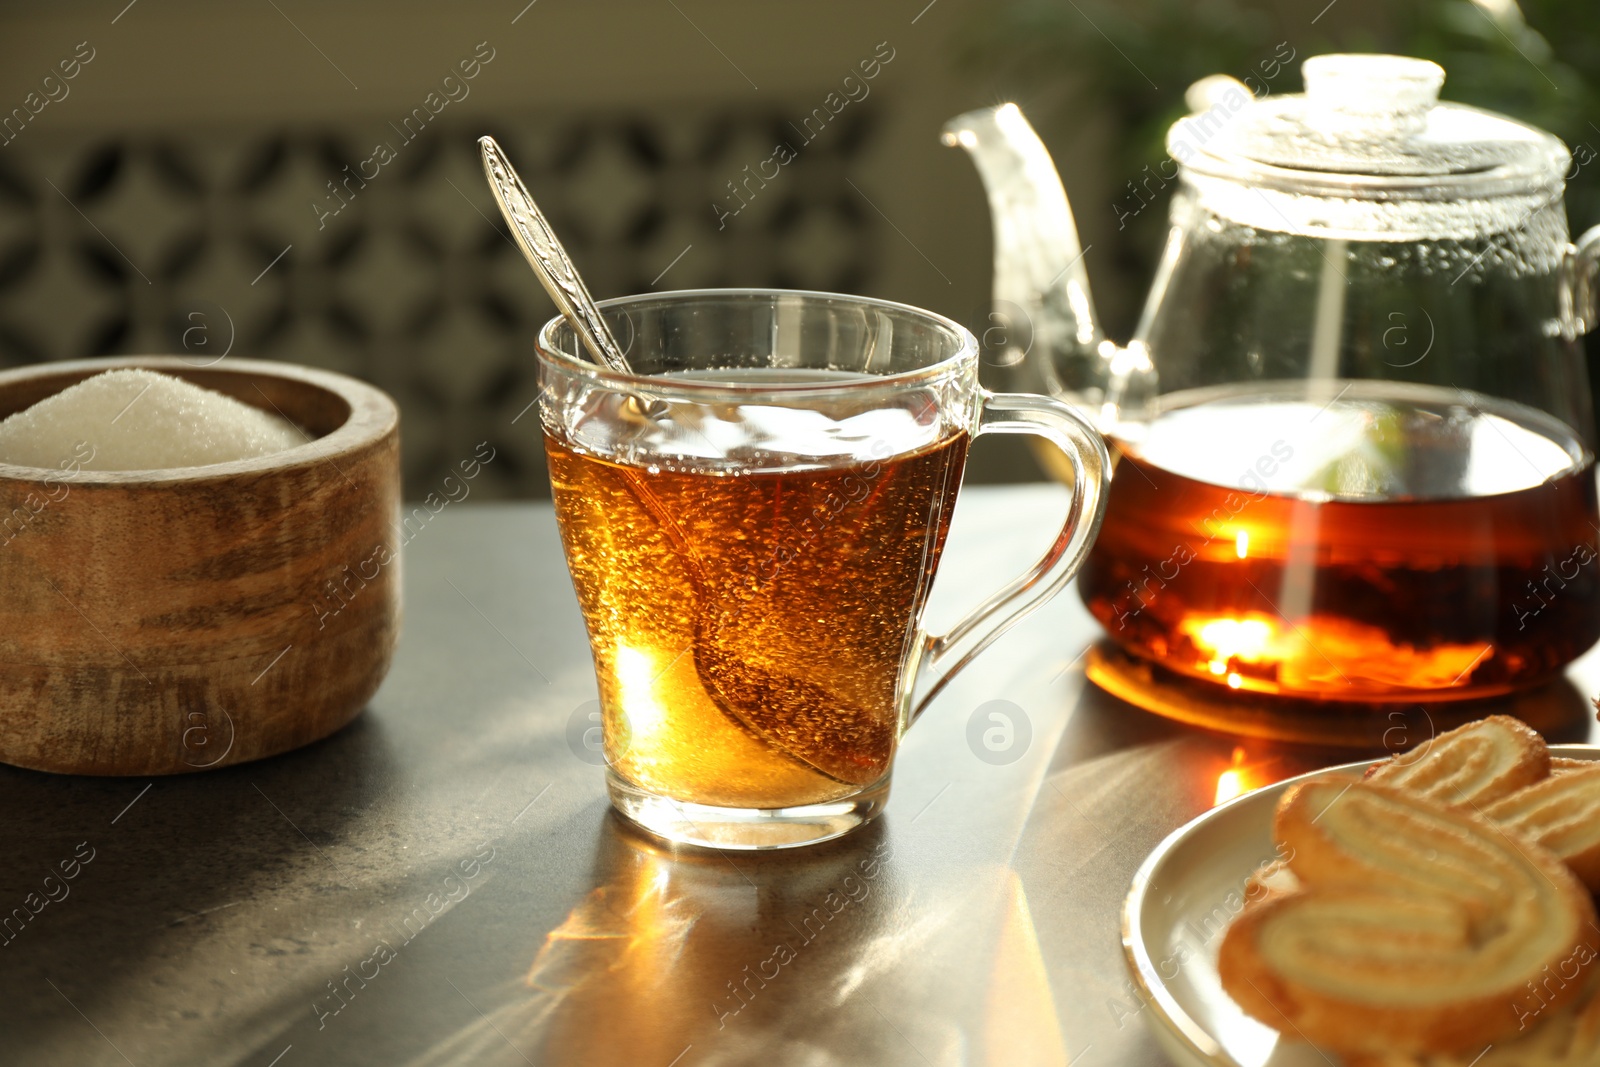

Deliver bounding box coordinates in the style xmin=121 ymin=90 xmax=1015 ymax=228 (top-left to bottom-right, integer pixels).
xmin=5 ymin=485 xmax=1599 ymax=1067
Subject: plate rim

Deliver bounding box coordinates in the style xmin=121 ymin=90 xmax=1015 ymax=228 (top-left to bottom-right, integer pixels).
xmin=1119 ymin=742 xmax=1600 ymax=1067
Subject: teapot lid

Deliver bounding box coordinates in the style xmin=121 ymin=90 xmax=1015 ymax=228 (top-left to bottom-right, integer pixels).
xmin=1170 ymin=53 xmax=1571 ymax=241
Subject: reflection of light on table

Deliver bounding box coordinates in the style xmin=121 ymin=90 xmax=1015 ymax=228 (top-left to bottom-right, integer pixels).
xmin=1214 ymin=769 xmax=1245 ymax=806
xmin=512 ymin=842 xmax=700 ymax=1064
xmin=981 ymin=872 xmax=1070 ymax=1064
xmin=1213 ymin=747 xmax=1259 ymax=806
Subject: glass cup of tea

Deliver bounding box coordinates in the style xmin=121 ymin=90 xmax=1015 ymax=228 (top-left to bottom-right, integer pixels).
xmin=538 ymin=289 xmax=1108 ymax=849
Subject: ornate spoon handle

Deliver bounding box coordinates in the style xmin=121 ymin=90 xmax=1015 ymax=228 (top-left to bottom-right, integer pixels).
xmin=478 ymin=135 xmax=634 ymax=374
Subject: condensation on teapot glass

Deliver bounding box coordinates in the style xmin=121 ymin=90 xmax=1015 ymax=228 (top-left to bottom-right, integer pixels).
xmin=945 ymin=52 xmax=1600 ymax=442
xmin=1180 ymin=53 xmax=1573 ymax=249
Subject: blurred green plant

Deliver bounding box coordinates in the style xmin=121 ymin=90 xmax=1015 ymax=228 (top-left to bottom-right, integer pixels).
xmin=1398 ymin=0 xmax=1600 ymax=225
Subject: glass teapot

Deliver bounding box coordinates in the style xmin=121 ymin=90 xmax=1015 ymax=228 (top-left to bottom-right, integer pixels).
xmin=945 ymin=53 xmax=1600 ymax=715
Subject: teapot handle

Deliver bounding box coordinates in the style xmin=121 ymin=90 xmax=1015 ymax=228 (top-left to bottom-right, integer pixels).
xmin=1573 ymin=224 xmax=1600 ymax=335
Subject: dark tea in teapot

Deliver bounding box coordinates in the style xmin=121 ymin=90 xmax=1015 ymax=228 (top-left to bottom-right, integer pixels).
xmin=1078 ymin=381 xmax=1600 ymax=701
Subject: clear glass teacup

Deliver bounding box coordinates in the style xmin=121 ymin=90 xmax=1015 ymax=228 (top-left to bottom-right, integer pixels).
xmin=538 ymin=289 xmax=1108 ymax=848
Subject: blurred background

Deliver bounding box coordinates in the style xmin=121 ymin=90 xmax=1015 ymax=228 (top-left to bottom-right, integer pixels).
xmin=0 ymin=0 xmax=1595 ymax=499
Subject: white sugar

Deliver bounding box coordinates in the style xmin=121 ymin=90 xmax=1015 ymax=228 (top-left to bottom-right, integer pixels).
xmin=0 ymin=369 xmax=306 ymax=471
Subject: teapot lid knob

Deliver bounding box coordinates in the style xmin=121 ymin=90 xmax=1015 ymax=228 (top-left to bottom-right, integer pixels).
xmin=1302 ymin=54 xmax=1444 ymax=137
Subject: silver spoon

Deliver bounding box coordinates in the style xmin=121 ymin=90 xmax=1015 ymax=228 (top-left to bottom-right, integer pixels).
xmin=478 ymin=135 xmax=634 ymax=375
xmin=478 ymin=138 xmax=862 ymax=781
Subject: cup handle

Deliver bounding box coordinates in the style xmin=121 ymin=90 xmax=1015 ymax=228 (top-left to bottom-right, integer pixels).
xmin=907 ymin=390 xmax=1111 ymax=723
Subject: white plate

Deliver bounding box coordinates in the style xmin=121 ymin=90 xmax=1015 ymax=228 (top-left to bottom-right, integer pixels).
xmin=1120 ymin=744 xmax=1600 ymax=1067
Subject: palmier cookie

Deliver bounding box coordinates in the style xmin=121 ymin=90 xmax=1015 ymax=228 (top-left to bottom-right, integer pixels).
xmin=1365 ymin=714 xmax=1549 ymax=809
xmin=1346 ymin=980 xmax=1600 ymax=1066
xmin=1487 ymin=764 xmax=1600 ymax=892
xmin=1218 ymin=779 xmax=1596 ymax=1057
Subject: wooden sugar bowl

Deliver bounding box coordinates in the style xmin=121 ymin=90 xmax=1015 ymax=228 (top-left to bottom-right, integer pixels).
xmin=0 ymin=356 xmax=401 ymax=775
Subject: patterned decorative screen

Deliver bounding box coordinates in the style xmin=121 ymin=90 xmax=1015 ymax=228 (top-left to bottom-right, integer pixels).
xmin=0 ymin=107 xmax=881 ymax=498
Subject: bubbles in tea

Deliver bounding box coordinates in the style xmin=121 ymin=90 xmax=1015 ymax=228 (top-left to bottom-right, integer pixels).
xmin=546 ymin=375 xmax=968 ymax=808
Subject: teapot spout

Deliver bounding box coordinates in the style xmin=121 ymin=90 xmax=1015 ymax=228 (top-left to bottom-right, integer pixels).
xmin=942 ymin=104 xmax=1107 ymax=408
